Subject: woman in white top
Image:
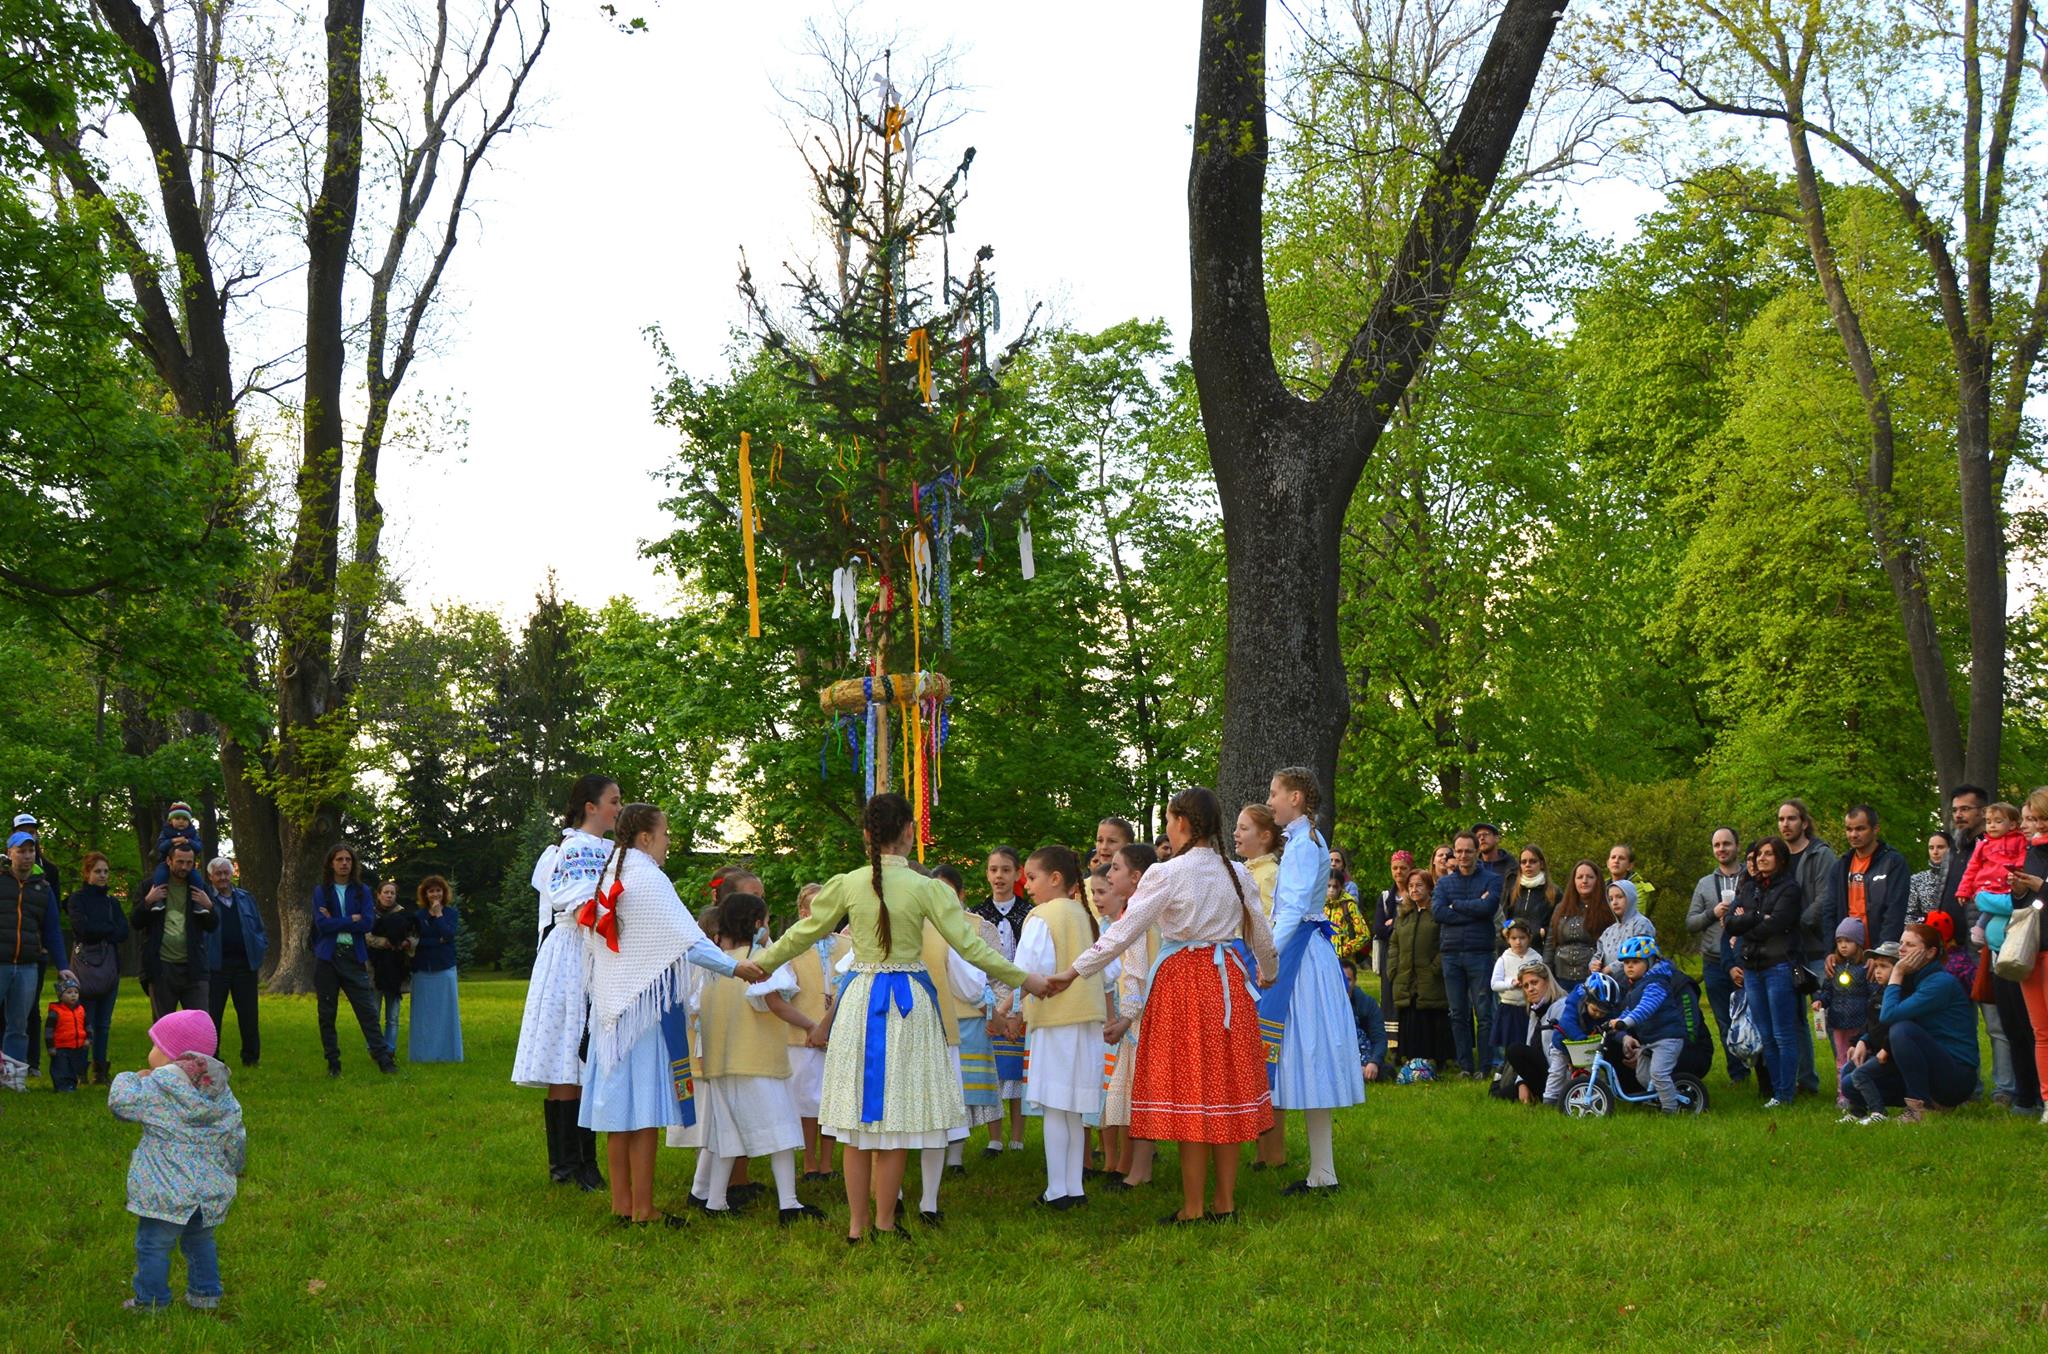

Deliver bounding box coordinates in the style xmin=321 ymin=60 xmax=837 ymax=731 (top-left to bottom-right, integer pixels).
xmin=511 ymin=774 xmax=620 ymax=1191
xmin=1055 ymin=787 xmax=1277 ymax=1227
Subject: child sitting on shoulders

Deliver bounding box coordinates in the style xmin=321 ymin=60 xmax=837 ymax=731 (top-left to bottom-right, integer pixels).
xmin=140 ymin=803 xmax=207 ymax=890
xmin=110 ymin=1011 xmax=244 ymax=1313
xmin=1816 ymin=918 xmax=1869 ymax=1111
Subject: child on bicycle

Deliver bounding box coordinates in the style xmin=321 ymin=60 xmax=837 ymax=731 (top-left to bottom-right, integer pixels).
xmin=1607 ymin=936 xmax=1688 ymax=1113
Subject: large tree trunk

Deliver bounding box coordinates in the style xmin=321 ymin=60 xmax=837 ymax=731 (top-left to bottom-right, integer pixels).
xmin=265 ymin=0 xmax=369 ymax=994
xmin=1189 ymin=0 xmax=1566 ymax=829
xmin=1209 ymin=404 xmax=1355 ymax=825
xmin=1782 ymin=118 xmax=1968 ymax=795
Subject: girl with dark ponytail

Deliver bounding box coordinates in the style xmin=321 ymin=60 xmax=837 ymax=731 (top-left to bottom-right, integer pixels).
xmin=1047 ymin=785 xmax=1280 ymax=1226
xmin=511 ymin=773 xmax=622 ymax=1192
xmin=750 ymin=792 xmax=1061 ymax=1241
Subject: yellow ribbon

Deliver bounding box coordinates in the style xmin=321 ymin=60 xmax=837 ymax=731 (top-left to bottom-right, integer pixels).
xmin=906 ymin=328 xmax=932 ymax=406
xmin=884 ymin=105 xmax=907 ymax=151
xmin=739 ymin=433 xmax=760 ymax=638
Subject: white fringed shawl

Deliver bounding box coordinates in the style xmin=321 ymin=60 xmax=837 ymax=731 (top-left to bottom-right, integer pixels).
xmin=583 ymin=848 xmax=722 ymax=1075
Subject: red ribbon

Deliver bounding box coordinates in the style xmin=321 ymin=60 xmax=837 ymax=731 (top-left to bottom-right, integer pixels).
xmin=576 ymin=878 xmax=625 ymax=953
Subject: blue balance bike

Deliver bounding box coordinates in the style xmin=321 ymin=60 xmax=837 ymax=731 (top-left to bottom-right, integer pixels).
xmin=1560 ymin=1037 xmax=1709 ymax=1117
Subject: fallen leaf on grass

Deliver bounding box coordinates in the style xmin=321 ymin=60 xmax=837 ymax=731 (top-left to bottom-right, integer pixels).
xmin=306 ymin=1279 xmax=327 ymax=1295
xmin=954 ymin=1303 xmax=965 ymax=1314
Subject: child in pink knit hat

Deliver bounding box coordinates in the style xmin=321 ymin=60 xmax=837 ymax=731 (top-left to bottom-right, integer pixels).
xmin=109 ymin=1011 xmax=245 ymax=1313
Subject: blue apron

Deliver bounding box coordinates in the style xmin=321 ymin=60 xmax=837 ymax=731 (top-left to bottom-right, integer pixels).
xmin=1258 ymin=917 xmax=1334 ymax=1089
xmin=658 ymin=999 xmax=697 ymax=1128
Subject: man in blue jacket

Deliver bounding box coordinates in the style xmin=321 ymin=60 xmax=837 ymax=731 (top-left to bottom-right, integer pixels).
xmin=1431 ymin=832 xmax=1502 ymax=1078
xmin=204 ymin=858 xmax=268 ymax=1067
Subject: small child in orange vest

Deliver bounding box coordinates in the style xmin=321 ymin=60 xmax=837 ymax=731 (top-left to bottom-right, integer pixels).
xmin=46 ymin=974 xmax=89 ymax=1092
xmin=1014 ymin=846 xmax=1114 ymax=1209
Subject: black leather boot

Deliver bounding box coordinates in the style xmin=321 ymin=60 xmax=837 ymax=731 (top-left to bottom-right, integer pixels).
xmin=573 ymin=1114 xmax=605 ymax=1193
xmin=545 ymin=1099 xmax=576 ymax=1185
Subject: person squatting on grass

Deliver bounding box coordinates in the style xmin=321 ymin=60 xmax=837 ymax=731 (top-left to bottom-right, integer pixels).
xmin=110 ymin=1010 xmax=245 ymax=1314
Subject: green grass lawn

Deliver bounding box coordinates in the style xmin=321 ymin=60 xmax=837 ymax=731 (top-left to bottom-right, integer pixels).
xmin=12 ymin=973 xmax=2048 ymax=1351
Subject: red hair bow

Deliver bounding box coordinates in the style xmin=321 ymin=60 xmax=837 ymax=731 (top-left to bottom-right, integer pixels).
xmin=576 ymin=878 xmax=624 ymax=953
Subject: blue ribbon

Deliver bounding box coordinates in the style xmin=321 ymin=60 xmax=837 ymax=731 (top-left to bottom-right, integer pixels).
xmin=658 ymin=997 xmax=698 ymax=1128
xmin=1258 ymin=917 xmax=1334 ymax=1088
xmin=860 ymin=969 xmax=940 ymax=1124
xmin=1149 ymin=938 xmax=1253 ymax=1030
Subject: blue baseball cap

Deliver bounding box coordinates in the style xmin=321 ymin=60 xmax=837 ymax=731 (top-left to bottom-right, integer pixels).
xmin=7 ymin=831 xmax=37 ymax=849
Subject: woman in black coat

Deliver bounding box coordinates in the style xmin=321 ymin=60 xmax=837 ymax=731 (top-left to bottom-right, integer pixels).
xmin=1725 ymin=838 xmax=1806 ymax=1108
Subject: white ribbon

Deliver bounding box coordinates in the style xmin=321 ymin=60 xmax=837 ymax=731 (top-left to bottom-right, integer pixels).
xmin=1017 ymin=511 xmax=1036 ymax=581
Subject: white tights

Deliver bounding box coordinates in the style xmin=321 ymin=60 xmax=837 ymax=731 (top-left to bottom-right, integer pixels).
xmin=1041 ymin=1108 xmax=1086 ymax=1200
xmin=1304 ymin=1107 xmax=1337 ymax=1187
xmin=705 ymin=1149 xmax=799 ymax=1210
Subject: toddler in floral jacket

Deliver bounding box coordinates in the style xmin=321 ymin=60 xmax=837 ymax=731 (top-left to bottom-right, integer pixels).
xmin=109 ymin=1010 xmax=246 ymax=1313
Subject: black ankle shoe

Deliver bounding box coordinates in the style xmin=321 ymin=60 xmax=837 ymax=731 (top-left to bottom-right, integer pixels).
xmin=1281 ymin=1181 xmax=1338 ymax=1197
xmin=918 ymin=1209 xmax=943 ymax=1227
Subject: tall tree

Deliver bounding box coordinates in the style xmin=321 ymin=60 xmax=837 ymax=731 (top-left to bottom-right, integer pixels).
xmin=1188 ymin=0 xmax=1571 ymax=822
xmin=1588 ymin=0 xmax=2048 ymax=797
xmin=30 ymin=0 xmax=551 ymax=987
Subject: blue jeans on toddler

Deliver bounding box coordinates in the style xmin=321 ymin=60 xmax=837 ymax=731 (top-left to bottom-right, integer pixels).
xmin=134 ymin=1209 xmax=221 ymax=1310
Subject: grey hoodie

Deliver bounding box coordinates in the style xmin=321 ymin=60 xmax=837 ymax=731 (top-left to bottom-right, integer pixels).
xmin=1593 ymin=880 xmax=1656 ymax=972
xmin=109 ymin=1054 xmax=245 ymax=1227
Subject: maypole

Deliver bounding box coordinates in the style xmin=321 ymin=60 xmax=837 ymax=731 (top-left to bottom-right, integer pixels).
xmin=728 ymin=49 xmax=1044 ymax=855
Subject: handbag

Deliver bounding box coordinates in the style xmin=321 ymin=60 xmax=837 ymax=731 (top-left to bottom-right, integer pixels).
xmin=71 ymin=940 xmax=119 ymax=998
xmin=1994 ymin=903 xmax=2042 ymax=982
xmin=1969 ymin=946 xmax=1995 ymax=1003
xmin=1727 ymin=989 xmax=1764 ymax=1062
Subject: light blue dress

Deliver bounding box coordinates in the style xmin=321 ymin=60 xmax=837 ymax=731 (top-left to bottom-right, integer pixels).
xmin=579 ymin=936 xmax=735 ymax=1133
xmin=1267 ymin=816 xmax=1367 ymax=1110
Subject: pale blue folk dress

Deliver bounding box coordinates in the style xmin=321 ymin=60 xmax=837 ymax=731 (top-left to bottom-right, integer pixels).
xmin=1268 ymin=816 xmax=1367 ymax=1110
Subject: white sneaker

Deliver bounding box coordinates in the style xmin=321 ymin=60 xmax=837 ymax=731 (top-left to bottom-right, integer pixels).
xmin=1761 ymin=1098 xmax=1790 ymax=1109
xmin=2039 ymin=1106 xmax=2048 ymax=1126
xmin=1835 ymin=1112 xmax=1863 ymax=1124
xmin=1859 ymin=1112 xmax=1887 ymax=1124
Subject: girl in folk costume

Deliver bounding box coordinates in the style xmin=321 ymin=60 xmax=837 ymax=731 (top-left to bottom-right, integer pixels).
xmin=1235 ymin=805 xmax=1283 ymax=919
xmin=784 ymin=882 xmax=846 ymax=1181
xmin=1087 ymin=817 xmax=1138 ymax=919
xmin=1097 ymin=842 xmax=1159 ymax=1187
xmin=974 ymin=845 xmax=1030 ymax=1153
xmin=1015 ymin=846 xmax=1113 ymax=1209
xmin=928 ymin=864 xmax=1000 ymax=1173
xmin=512 ymin=774 xmax=622 ymax=1192
xmin=1236 ymin=800 xmax=1288 ymax=1173
xmin=751 ymin=794 xmax=1057 ymax=1242
xmin=1260 ymin=768 xmax=1367 ymax=1197
xmin=1054 ymin=787 xmax=1278 ymax=1226
xmin=692 ymin=878 xmax=827 ymax=1224
xmin=575 ymin=804 xmax=765 ymax=1225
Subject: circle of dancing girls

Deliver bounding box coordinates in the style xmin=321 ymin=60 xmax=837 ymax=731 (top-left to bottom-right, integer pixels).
xmin=511 ymin=774 xmax=622 ymax=1191
xmin=1051 ymin=786 xmax=1280 ymax=1226
xmin=574 ymin=803 xmax=767 ymax=1224
xmin=1259 ymin=767 xmax=1367 ymax=1193
xmin=748 ymin=793 xmax=1062 ymax=1243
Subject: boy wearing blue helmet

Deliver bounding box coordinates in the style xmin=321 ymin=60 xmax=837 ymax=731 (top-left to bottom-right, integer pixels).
xmin=1609 ymin=937 xmax=1689 ymax=1112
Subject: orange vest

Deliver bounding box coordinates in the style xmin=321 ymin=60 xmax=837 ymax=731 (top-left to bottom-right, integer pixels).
xmin=48 ymin=1001 xmax=88 ymax=1050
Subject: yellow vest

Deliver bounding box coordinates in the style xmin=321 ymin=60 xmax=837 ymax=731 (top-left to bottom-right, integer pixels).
xmin=698 ymin=947 xmax=791 ymax=1080
xmin=1021 ymin=898 xmax=1105 ymax=1029
xmin=785 ymin=934 xmax=850 ymax=1047
xmin=1247 ymin=854 xmax=1279 ymax=919
xmin=917 ymin=922 xmax=966 ymax=1046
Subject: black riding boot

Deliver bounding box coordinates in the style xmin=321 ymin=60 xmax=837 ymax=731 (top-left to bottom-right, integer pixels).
xmin=545 ymin=1099 xmax=576 ymax=1185
xmin=572 ymin=1104 xmax=605 ymax=1193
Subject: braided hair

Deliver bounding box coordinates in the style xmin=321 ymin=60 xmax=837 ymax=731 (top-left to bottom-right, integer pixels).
xmin=596 ymin=803 xmax=665 ymax=937
xmin=864 ymin=793 xmax=916 ymax=953
xmin=1167 ymin=787 xmax=1255 ymax=942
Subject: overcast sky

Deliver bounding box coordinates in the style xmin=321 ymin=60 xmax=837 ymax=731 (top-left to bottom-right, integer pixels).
xmin=377 ymin=1 xmax=1214 ymax=618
